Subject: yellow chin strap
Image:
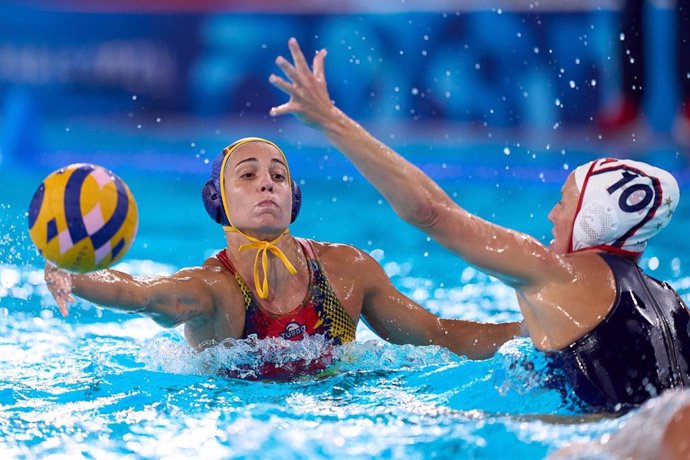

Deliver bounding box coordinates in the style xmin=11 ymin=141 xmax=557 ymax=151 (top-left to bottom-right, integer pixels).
xmin=229 ymin=227 xmax=297 ymax=299
xmin=219 ymin=137 xmax=297 ymax=299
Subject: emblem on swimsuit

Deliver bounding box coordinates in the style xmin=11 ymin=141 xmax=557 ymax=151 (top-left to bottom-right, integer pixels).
xmin=282 ymin=322 xmax=307 ymax=340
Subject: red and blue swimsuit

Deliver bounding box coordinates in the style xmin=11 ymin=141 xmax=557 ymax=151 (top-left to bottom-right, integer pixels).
xmin=216 ymin=238 xmax=356 ymax=378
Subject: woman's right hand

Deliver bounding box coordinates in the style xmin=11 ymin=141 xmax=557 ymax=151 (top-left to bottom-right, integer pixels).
xmin=44 ymin=262 xmax=75 ymax=317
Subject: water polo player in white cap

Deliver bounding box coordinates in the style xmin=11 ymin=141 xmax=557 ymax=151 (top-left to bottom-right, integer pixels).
xmin=45 ymin=137 xmax=523 ymax=379
xmin=271 ymin=38 xmax=690 ymax=409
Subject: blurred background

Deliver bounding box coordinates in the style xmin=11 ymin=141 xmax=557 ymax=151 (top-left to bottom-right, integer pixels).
xmin=1 ymin=0 xmax=688 ymax=173
xmin=1 ymin=0 xmax=689 ymax=275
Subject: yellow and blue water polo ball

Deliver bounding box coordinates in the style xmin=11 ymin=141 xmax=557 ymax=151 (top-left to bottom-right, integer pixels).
xmin=27 ymin=163 xmax=138 ymax=273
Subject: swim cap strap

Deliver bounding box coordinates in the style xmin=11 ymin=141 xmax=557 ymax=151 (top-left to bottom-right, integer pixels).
xmin=233 ymin=228 xmax=297 ymax=299
xmin=210 ymin=137 xmax=300 ymax=298
xmin=201 ymin=138 xmax=302 ymax=226
xmin=219 ymin=138 xmax=286 ymax=230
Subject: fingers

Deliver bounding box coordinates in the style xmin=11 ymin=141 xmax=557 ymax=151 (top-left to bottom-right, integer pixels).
xmin=269 ymin=102 xmax=293 ymax=117
xmin=44 ymin=262 xmax=74 ymax=317
xmin=275 ymin=55 xmax=299 ymax=83
xmin=59 ymin=301 xmax=69 ymax=317
xmin=287 ymin=37 xmax=310 ymax=73
xmin=50 ymin=285 xmax=73 ymax=316
xmin=272 ymin=38 xmax=331 ymax=121
xmin=55 ymin=289 xmax=73 ymax=317
xmin=313 ymin=49 xmax=327 ymax=83
xmin=268 ymin=74 xmax=293 ymax=94
xmin=56 ymin=288 xmax=74 ymax=317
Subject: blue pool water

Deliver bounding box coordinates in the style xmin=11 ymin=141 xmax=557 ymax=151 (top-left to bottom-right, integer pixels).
xmin=2 ymin=126 xmax=690 ymax=459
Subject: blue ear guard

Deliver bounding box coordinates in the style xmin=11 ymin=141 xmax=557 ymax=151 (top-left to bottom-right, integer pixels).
xmin=201 ymin=147 xmax=302 ymax=226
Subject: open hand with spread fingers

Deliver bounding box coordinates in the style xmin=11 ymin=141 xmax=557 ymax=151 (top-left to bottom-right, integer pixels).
xmin=269 ymin=37 xmax=339 ymax=129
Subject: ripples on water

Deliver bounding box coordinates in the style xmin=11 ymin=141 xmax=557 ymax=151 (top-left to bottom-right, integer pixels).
xmin=4 ymin=296 xmax=685 ymax=460
xmin=2 ymin=204 xmax=690 ymax=459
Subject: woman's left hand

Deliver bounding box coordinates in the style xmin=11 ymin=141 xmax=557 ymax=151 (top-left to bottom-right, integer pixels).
xmin=269 ymin=37 xmax=337 ymax=130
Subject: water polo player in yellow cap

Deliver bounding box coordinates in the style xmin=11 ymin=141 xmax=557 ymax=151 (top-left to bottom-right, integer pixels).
xmin=44 ymin=137 xmax=523 ymax=378
xmin=270 ymin=37 xmax=690 ymax=407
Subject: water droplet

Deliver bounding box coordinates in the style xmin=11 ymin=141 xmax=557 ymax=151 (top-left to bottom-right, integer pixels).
xmin=648 ymin=257 xmax=659 ymax=271
xmin=370 ymin=249 xmax=384 ymax=261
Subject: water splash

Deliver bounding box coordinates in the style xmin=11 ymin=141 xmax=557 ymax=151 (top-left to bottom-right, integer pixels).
xmin=141 ymin=332 xmax=458 ymax=381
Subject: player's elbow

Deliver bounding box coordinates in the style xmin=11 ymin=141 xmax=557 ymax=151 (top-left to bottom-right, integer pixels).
xmin=143 ymin=295 xmax=192 ymax=329
xmin=399 ymin=196 xmax=444 ymax=230
xmin=149 ymin=310 xmax=183 ymax=328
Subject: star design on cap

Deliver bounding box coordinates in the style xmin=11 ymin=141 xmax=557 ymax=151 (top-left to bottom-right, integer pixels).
xmin=657 ymin=222 xmax=663 ymax=229
xmin=665 ymin=197 xmax=674 ymax=207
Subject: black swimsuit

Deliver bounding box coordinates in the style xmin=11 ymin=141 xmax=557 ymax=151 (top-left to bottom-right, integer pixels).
xmin=548 ymin=253 xmax=690 ymax=411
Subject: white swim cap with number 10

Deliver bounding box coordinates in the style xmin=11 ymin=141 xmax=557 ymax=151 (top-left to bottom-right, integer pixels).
xmin=570 ymin=158 xmax=679 ymax=257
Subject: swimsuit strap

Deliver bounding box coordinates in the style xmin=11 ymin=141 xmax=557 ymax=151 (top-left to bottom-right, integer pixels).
xmin=295 ymin=238 xmax=357 ymax=344
xmin=294 ymin=237 xmax=316 ymax=259
xmin=216 ymin=250 xmax=255 ymax=311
